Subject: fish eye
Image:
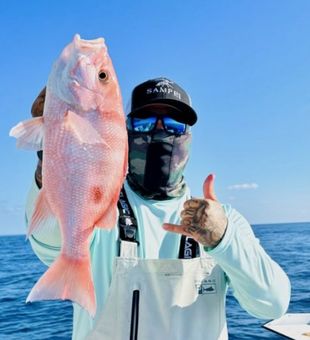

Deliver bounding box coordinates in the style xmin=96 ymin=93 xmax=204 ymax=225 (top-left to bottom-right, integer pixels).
xmin=98 ymin=70 xmax=108 ymax=81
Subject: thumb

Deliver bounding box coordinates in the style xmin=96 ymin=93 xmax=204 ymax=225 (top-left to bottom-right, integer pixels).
xmin=203 ymin=174 xmax=218 ymax=201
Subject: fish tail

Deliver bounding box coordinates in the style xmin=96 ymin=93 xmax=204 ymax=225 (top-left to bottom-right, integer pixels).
xmin=26 ymin=253 xmax=96 ymax=317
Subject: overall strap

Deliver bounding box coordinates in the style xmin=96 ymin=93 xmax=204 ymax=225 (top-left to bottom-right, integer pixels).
xmin=117 ymin=187 xmax=139 ymax=242
xmin=178 ymin=195 xmax=200 ymax=259
xmin=178 ymin=235 xmax=200 ymax=259
xmin=179 ymin=193 xmax=203 ymax=259
xmin=117 ymin=187 xmax=139 ymax=257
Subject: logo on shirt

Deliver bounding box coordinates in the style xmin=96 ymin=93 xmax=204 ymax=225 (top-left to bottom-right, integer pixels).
xmin=195 ymin=279 xmax=217 ymax=295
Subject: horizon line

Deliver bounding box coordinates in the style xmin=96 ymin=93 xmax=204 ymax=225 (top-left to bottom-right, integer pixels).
xmin=1 ymin=220 xmax=310 ymax=237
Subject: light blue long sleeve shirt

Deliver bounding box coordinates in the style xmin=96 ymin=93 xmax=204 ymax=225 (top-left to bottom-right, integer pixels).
xmin=25 ymin=179 xmax=290 ymax=339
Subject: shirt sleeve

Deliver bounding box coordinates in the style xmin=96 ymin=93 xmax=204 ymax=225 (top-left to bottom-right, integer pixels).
xmin=25 ymin=179 xmax=62 ymax=266
xmin=206 ymin=205 xmax=291 ymax=320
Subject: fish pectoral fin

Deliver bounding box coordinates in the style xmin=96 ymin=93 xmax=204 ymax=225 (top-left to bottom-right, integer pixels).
xmin=95 ymin=207 xmax=118 ymax=229
xmin=66 ymin=110 xmax=110 ymax=147
xmin=27 ymin=189 xmax=54 ymax=238
xmin=9 ymin=116 xmax=44 ymax=151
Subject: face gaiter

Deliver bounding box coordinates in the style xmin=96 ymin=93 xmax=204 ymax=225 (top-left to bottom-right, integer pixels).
xmin=127 ymin=130 xmax=192 ymax=200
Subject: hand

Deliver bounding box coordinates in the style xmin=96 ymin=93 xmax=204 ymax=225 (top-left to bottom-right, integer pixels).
xmin=31 ymin=87 xmax=46 ymax=118
xmin=32 ymin=87 xmax=46 ymax=188
xmin=163 ymin=174 xmax=228 ymax=248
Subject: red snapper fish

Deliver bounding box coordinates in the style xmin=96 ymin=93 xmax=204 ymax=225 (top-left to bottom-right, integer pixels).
xmin=10 ymin=34 xmax=128 ymax=317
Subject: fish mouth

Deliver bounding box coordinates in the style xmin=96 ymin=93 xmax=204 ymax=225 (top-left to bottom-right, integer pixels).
xmin=74 ymin=34 xmax=105 ymax=47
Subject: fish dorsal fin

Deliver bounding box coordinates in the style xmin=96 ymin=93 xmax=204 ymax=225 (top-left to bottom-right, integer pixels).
xmin=9 ymin=116 xmax=44 ymax=151
xmin=65 ymin=110 xmax=110 ymax=147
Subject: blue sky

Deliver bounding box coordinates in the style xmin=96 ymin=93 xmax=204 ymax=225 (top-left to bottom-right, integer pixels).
xmin=1 ymin=0 xmax=309 ymax=235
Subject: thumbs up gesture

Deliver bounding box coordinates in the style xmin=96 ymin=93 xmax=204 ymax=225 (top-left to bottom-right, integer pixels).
xmin=163 ymin=174 xmax=228 ymax=248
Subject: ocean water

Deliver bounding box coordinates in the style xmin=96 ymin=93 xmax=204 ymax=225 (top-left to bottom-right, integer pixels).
xmin=0 ymin=222 xmax=309 ymax=339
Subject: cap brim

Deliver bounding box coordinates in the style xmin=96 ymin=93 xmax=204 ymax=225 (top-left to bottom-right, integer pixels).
xmin=129 ymin=99 xmax=197 ymax=126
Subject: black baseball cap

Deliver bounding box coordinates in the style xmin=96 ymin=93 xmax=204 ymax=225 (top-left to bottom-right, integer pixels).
xmin=128 ymin=77 xmax=198 ymax=125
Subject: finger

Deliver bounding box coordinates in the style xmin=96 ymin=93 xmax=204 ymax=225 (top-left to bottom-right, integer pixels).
xmin=181 ymin=209 xmax=195 ymax=218
xmin=180 ymin=217 xmax=192 ymax=226
xmin=203 ymin=174 xmax=218 ymax=201
xmin=183 ymin=198 xmax=204 ymax=210
xmin=31 ymin=87 xmax=46 ymax=117
xmin=162 ymin=223 xmax=191 ymax=236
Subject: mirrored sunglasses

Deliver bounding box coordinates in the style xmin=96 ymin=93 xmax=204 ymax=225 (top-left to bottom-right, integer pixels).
xmin=130 ymin=116 xmax=187 ymax=135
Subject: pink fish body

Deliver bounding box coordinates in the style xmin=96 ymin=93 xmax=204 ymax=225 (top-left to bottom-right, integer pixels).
xmin=10 ymin=34 xmax=128 ymax=316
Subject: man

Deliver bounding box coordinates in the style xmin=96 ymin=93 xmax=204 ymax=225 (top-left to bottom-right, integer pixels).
xmin=26 ymin=78 xmax=290 ymax=340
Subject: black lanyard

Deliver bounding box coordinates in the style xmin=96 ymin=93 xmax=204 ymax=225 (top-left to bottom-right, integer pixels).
xmin=117 ymin=187 xmax=200 ymax=259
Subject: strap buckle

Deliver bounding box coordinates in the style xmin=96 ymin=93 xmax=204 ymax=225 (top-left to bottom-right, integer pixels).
xmin=119 ymin=215 xmax=138 ymax=243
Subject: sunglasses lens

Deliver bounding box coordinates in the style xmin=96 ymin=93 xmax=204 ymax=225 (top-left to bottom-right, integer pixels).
xmin=132 ymin=117 xmax=157 ymax=132
xmin=163 ymin=117 xmax=186 ymax=134
xmin=131 ymin=115 xmax=187 ymax=134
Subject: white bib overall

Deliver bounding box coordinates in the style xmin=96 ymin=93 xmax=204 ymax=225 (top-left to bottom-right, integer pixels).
xmin=87 ymin=241 xmax=228 ymax=340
